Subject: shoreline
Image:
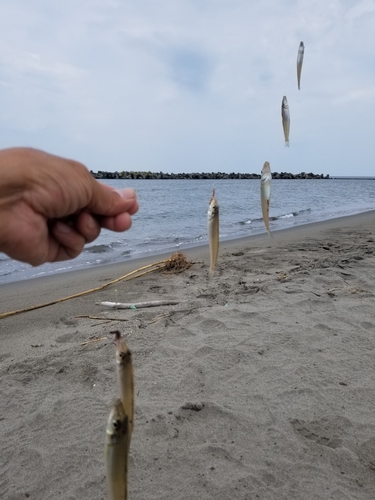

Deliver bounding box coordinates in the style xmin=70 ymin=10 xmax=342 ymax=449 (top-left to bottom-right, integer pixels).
xmin=1 ymin=209 xmax=374 ymax=296
xmin=1 ymin=209 xmax=375 ymax=499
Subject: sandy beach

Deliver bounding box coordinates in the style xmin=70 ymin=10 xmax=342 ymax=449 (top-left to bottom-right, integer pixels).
xmin=1 ymin=211 xmax=375 ymax=500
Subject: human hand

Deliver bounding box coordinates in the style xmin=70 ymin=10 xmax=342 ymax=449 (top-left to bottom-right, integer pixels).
xmin=0 ymin=148 xmax=139 ymax=266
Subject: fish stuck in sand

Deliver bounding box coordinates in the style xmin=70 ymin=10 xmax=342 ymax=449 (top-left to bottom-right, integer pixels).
xmin=207 ymin=188 xmax=219 ymax=277
xmin=297 ymin=41 xmax=305 ymax=90
xmin=281 ymin=96 xmax=290 ymax=147
xmin=105 ymin=330 xmax=134 ymax=500
xmin=260 ymin=161 xmax=272 ymax=237
xmin=113 ymin=331 xmax=134 ymax=442
xmin=105 ymin=399 xmax=129 ymax=500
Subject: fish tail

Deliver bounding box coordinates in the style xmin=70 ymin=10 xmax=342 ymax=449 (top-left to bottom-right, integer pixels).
xmin=285 ymin=140 xmax=289 ymax=147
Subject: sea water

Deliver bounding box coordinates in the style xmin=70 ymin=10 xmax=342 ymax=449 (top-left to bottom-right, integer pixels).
xmin=1 ymin=178 xmax=374 ymax=284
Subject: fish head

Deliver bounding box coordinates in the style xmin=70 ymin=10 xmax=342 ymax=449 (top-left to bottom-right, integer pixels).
xmin=299 ymin=41 xmax=304 ymax=49
xmin=261 ymin=161 xmax=271 ymax=176
xmin=111 ymin=330 xmax=132 ymax=368
xmin=207 ymin=189 xmax=219 ymax=221
xmin=207 ymin=198 xmax=219 ymax=221
xmin=282 ymin=96 xmax=289 ymax=110
xmin=116 ymin=341 xmax=132 ymax=369
xmin=106 ymin=400 xmax=128 ymax=443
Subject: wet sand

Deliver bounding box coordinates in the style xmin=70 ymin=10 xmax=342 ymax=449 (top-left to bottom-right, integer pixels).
xmin=1 ymin=211 xmax=375 ymax=500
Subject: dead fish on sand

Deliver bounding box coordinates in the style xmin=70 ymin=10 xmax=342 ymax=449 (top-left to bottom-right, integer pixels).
xmin=207 ymin=188 xmax=219 ymax=277
xmin=260 ymin=161 xmax=272 ymax=237
xmin=281 ymin=96 xmax=290 ymax=147
xmin=105 ymin=399 xmax=129 ymax=500
xmin=297 ymin=41 xmax=305 ymax=90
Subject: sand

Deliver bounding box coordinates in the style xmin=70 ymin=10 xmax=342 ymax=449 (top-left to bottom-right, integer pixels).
xmin=1 ymin=211 xmax=375 ymax=500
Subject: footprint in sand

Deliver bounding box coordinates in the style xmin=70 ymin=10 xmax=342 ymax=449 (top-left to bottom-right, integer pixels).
xmin=290 ymin=418 xmax=345 ymax=449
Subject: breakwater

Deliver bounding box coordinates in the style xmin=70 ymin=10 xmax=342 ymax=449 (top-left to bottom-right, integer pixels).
xmin=90 ymin=170 xmax=330 ymax=180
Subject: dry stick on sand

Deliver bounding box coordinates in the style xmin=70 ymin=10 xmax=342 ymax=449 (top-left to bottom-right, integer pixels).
xmin=98 ymin=300 xmax=180 ymax=309
xmin=0 ymin=252 xmax=192 ymax=320
xmin=81 ymin=337 xmax=107 ymax=346
xmin=75 ymin=315 xmax=130 ymax=322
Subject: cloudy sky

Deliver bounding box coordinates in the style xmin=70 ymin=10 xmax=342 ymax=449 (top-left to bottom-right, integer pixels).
xmin=0 ymin=0 xmax=374 ymax=176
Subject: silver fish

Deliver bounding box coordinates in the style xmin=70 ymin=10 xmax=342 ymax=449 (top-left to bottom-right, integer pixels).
xmin=281 ymin=96 xmax=290 ymax=147
xmin=297 ymin=41 xmax=304 ymax=90
xmin=260 ymin=161 xmax=272 ymax=237
xmin=105 ymin=399 xmax=129 ymax=500
xmin=207 ymin=188 xmax=219 ymax=277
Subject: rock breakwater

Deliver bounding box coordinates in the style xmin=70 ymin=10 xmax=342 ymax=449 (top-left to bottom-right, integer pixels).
xmin=90 ymin=170 xmax=330 ymax=180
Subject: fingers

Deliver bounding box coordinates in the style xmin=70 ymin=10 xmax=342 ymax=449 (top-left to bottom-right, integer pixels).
xmin=51 ymin=221 xmax=88 ymax=261
xmin=88 ymin=182 xmax=139 ymax=217
xmin=49 ymin=205 xmax=135 ymax=263
xmin=86 ymin=185 xmax=138 ymax=232
xmin=100 ymin=212 xmax=133 ymax=232
xmin=74 ymin=211 xmax=101 ymax=243
xmin=117 ymin=189 xmax=139 ymax=216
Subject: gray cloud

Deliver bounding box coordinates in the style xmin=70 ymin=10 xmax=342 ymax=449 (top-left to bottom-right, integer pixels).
xmin=0 ymin=0 xmax=374 ymax=175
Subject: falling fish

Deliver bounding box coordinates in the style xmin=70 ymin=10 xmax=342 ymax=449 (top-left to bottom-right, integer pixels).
xmin=281 ymin=96 xmax=290 ymax=147
xmin=105 ymin=399 xmax=129 ymax=500
xmin=260 ymin=162 xmax=272 ymax=237
xmin=207 ymin=188 xmax=219 ymax=277
xmin=297 ymin=41 xmax=305 ymax=90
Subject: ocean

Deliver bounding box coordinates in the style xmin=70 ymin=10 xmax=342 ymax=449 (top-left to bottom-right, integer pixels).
xmin=1 ymin=178 xmax=374 ymax=285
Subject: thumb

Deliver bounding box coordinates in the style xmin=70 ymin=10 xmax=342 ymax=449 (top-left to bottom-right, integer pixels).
xmin=88 ymin=181 xmax=137 ymax=216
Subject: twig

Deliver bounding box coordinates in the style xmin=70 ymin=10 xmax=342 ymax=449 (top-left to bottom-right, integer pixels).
xmin=81 ymin=337 xmax=107 ymax=346
xmin=98 ymin=300 xmax=179 ymax=309
xmin=0 ymin=253 xmax=192 ymax=320
xmin=146 ymin=313 xmax=172 ymax=325
xmin=75 ymin=315 xmax=129 ymax=322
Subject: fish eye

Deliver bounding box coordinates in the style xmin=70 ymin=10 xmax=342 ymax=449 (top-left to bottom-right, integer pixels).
xmin=113 ymin=419 xmax=121 ymax=429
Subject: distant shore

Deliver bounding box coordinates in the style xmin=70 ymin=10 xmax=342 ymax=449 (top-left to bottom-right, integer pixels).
xmin=90 ymin=170 xmax=330 ymax=180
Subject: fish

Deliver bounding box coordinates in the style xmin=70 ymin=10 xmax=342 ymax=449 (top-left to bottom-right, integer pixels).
xmin=297 ymin=41 xmax=305 ymax=90
xmin=260 ymin=161 xmax=272 ymax=237
xmin=207 ymin=188 xmax=219 ymax=277
xmin=281 ymin=96 xmax=290 ymax=147
xmin=105 ymin=399 xmax=129 ymax=500
xmin=113 ymin=331 xmax=134 ymax=443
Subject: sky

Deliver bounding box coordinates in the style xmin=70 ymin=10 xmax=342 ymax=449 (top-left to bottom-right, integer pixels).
xmin=0 ymin=0 xmax=374 ymax=176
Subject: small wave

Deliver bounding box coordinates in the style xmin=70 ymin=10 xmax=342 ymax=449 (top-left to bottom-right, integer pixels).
xmin=0 ymin=269 xmax=13 ymax=277
xmin=273 ymin=208 xmax=312 ymax=220
xmin=85 ymin=244 xmax=112 ymax=254
xmin=172 ymin=233 xmax=206 ymax=245
xmin=279 ymin=213 xmax=294 ymax=219
xmin=293 ymin=208 xmax=311 ymax=217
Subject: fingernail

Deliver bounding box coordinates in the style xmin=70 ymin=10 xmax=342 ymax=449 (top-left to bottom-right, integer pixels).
xmin=116 ymin=188 xmax=136 ymax=199
xmin=54 ymin=222 xmax=72 ymax=234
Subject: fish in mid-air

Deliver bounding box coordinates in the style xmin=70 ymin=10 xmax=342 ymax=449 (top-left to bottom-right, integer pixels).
xmin=105 ymin=399 xmax=129 ymax=500
xmin=207 ymin=188 xmax=219 ymax=277
xmin=297 ymin=41 xmax=305 ymax=90
xmin=281 ymin=96 xmax=290 ymax=147
xmin=260 ymin=161 xmax=272 ymax=237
